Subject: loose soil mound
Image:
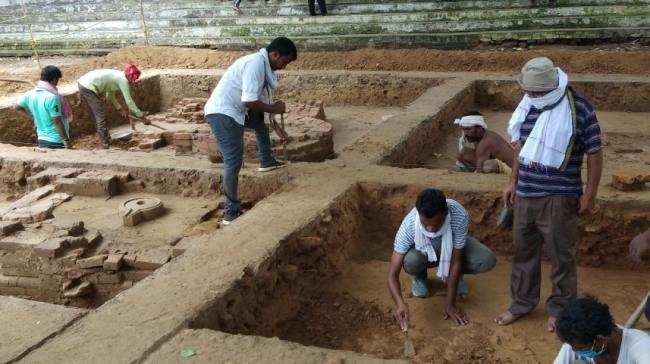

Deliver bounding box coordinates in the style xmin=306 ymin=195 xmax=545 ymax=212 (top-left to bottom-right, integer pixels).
xmin=2 ymin=45 xmax=650 ymax=97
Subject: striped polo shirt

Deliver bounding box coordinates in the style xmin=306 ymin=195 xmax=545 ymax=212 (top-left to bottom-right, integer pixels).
xmin=393 ymin=199 xmax=469 ymax=259
xmin=516 ymin=90 xmax=602 ymax=198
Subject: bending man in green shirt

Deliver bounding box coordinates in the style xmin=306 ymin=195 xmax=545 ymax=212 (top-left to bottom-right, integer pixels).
xmin=77 ymin=64 xmax=144 ymax=148
xmin=15 ymin=65 xmax=73 ymax=149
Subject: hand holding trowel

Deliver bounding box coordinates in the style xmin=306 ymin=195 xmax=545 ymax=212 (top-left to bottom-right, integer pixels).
xmin=271 ymin=114 xmax=290 ymax=162
xmin=401 ymin=321 xmax=415 ymax=358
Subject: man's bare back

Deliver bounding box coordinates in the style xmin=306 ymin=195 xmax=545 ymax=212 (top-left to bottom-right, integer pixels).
xmin=475 ymin=130 xmax=514 ymax=173
xmin=474 ymin=130 xmax=514 ymax=173
xmin=454 ymin=112 xmax=513 ymax=174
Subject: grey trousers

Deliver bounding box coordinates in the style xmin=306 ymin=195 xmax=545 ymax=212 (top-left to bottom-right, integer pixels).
xmin=509 ymin=195 xmax=579 ymax=318
xmin=403 ymin=236 xmax=497 ymax=276
xmin=78 ymin=84 xmax=110 ymax=148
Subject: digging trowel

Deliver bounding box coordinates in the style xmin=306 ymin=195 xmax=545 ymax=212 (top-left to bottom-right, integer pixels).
xmin=131 ymin=115 xmax=167 ymax=131
xmin=401 ymin=322 xmax=415 ymax=358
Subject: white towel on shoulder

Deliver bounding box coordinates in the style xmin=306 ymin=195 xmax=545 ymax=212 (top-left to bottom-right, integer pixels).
xmin=414 ymin=211 xmax=453 ymax=281
xmin=258 ymin=48 xmax=279 ymax=123
xmin=507 ymin=68 xmax=574 ymax=169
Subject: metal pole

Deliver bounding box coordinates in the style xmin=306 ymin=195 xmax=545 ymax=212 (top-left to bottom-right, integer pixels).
xmin=139 ymin=0 xmax=149 ymax=45
xmin=22 ymin=2 xmax=41 ymax=69
xmin=281 ymin=113 xmax=288 ymax=163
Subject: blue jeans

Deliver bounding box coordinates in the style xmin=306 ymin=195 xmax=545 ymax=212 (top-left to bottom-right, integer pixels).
xmin=206 ymin=112 xmax=274 ymax=215
xmin=38 ymin=139 xmax=65 ymax=149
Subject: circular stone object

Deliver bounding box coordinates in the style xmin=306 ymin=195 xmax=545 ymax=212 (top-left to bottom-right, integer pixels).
xmin=119 ymin=197 xmax=164 ymax=226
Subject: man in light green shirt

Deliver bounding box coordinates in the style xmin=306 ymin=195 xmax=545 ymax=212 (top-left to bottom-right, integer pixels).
xmin=77 ymin=65 xmax=144 ymax=148
xmin=15 ymin=65 xmax=72 ymax=149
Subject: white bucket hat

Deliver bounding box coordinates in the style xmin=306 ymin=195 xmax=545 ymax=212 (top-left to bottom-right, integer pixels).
xmin=517 ymin=57 xmax=559 ymax=92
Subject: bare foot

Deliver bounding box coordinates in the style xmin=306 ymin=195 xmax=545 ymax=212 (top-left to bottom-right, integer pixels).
xmin=547 ymin=316 xmax=557 ymax=332
xmin=494 ymin=310 xmax=521 ymax=326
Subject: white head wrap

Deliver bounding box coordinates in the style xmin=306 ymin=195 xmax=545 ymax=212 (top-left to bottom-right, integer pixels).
xmin=454 ymin=115 xmax=487 ymax=129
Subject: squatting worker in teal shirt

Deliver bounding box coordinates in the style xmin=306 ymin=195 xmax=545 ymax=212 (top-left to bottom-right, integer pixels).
xmin=15 ymin=65 xmax=73 ymax=149
xmin=77 ymin=64 xmax=144 ymax=148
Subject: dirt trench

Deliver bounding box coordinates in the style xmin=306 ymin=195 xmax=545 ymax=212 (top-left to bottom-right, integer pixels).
xmin=189 ymin=183 xmax=649 ymax=363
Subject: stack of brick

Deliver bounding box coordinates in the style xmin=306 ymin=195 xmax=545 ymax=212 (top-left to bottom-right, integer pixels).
xmin=0 ymin=220 xmax=102 ymax=302
xmin=166 ymin=100 xmax=333 ymax=163
xmin=173 ymin=132 xmax=195 ymax=155
xmin=138 ymin=137 xmax=166 ymax=151
xmin=0 ymin=215 xmax=174 ymax=305
xmin=147 ymin=98 xmax=206 ymax=124
xmin=56 ymin=170 xmax=131 ymax=197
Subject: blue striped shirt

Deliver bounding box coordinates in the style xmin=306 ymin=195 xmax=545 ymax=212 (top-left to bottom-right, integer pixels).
xmin=516 ymin=90 xmax=602 ymax=198
xmin=393 ymin=199 xmax=468 ymax=258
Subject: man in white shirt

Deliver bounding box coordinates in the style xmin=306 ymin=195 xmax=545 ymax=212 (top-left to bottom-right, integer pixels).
xmin=204 ymin=37 xmax=297 ymax=225
xmin=554 ymin=295 xmax=650 ymax=364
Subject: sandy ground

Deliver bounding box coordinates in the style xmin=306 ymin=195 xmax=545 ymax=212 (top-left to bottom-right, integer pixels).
xmin=277 ymin=233 xmax=650 ymax=363
xmin=326 ymin=106 xmax=404 ymax=152
xmin=0 ymin=296 xmax=85 ymax=364
xmin=1 ymin=45 xmax=648 ymax=363
xmin=2 ymin=45 xmax=650 ymax=97
xmin=50 ymin=192 xmax=215 ymax=251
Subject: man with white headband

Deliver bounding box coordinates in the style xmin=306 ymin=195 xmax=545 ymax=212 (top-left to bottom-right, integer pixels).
xmin=455 ymin=110 xmax=514 ymax=174
xmin=494 ymin=57 xmax=603 ymax=332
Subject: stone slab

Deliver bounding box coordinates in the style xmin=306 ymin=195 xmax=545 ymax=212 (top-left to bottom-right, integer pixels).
xmin=56 ymin=170 xmax=121 ymax=197
xmin=26 ymin=167 xmax=83 ymax=189
xmin=2 ymin=193 xmax=72 ymax=223
xmin=131 ymin=249 xmax=170 ymax=270
xmin=85 ymin=230 xmax=103 ymax=247
xmin=0 ymin=185 xmax=55 ymax=216
xmin=103 ymin=253 xmax=125 ymax=271
xmin=33 ymin=237 xmax=69 ymax=258
xmin=63 ymin=281 xmax=93 ymax=298
xmin=0 ymin=220 xmax=23 ymax=236
xmin=76 ymin=255 xmax=108 ymax=269
xmin=0 ymin=296 xmax=86 ymax=363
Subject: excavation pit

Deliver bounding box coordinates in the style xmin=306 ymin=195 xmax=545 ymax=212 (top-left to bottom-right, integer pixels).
xmin=190 ymin=183 xmax=650 ymax=362
xmin=0 ymin=71 xmax=437 ymax=164
xmin=0 ymin=162 xmax=274 ymax=309
xmin=382 ymin=79 xmax=650 ymax=190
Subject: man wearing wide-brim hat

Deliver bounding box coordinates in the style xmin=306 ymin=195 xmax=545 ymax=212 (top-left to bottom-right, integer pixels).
xmin=494 ymin=57 xmax=603 ymax=332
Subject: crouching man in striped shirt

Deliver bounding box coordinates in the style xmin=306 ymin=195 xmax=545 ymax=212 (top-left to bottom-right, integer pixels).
xmin=494 ymin=57 xmax=603 ymax=332
xmin=387 ymin=188 xmax=497 ymax=327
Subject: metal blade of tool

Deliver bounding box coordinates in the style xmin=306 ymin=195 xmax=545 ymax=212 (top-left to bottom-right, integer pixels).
xmin=402 ymin=323 xmax=415 ymax=358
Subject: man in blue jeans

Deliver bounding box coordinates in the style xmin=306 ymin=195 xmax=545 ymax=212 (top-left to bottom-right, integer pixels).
xmin=204 ymin=37 xmax=297 ymax=225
